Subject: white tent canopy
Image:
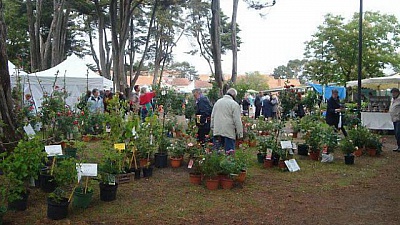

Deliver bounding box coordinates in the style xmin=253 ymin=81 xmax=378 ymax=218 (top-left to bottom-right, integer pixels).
xmin=347 ymin=73 xmax=400 ymax=90
xmin=10 ymin=54 xmax=113 ymax=109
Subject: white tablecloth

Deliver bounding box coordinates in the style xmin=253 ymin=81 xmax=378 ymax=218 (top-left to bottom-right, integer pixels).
xmin=361 ymin=112 xmax=394 ymax=130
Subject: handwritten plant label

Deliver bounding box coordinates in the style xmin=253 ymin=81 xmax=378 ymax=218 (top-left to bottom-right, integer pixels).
xmin=23 ymin=124 xmax=36 ymax=139
xmin=280 ymin=141 xmax=292 ymax=149
xmin=45 ymin=145 xmax=63 ymax=156
xmin=266 ymin=148 xmax=273 ymax=160
xmin=188 ymin=159 xmax=194 ymax=169
xmin=284 ymin=159 xmax=300 ymax=172
xmin=76 ymin=163 xmax=98 ymax=182
xmin=114 ymin=143 xmax=125 ymax=151
xmin=106 ymin=123 xmax=111 ymax=133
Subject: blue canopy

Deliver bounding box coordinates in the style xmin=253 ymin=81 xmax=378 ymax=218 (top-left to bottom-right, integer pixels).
xmin=309 ymin=84 xmax=346 ymax=100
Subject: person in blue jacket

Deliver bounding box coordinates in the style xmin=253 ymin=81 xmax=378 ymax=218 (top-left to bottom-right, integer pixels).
xmin=326 ymin=89 xmax=347 ymax=136
xmin=193 ymin=88 xmax=213 ymax=143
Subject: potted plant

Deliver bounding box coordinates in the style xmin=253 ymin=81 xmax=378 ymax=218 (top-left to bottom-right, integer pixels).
xmin=154 ymin=135 xmax=169 ymax=168
xmin=233 ymin=147 xmax=251 ymax=183
xmin=219 ymin=154 xmax=240 ymax=189
xmin=339 ymin=137 xmax=356 ymax=165
xmin=364 ymin=133 xmax=383 ymax=156
xmin=290 ymin=119 xmax=301 ymax=138
xmin=98 ymin=147 xmax=123 ymax=202
xmin=72 ymin=177 xmax=94 ymax=209
xmin=304 ymin=125 xmax=323 ymax=161
xmin=201 ymin=152 xmax=222 ymax=190
xmin=186 ymin=142 xmax=204 ymax=185
xmin=247 ymin=129 xmax=257 ymax=147
xmin=168 ymin=138 xmax=186 ymax=168
xmin=47 ymin=157 xmax=77 ymax=220
xmin=0 ymin=137 xmax=46 ymax=211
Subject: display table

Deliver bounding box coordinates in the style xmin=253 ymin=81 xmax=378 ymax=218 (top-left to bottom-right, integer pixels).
xmin=361 ymin=112 xmax=394 ymax=130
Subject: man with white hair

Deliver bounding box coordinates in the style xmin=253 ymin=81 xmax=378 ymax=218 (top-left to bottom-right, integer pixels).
xmin=210 ymin=88 xmax=243 ymax=151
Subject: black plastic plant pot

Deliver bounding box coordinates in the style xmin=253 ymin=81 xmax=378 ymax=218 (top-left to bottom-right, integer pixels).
xmin=142 ymin=167 xmax=153 ymax=178
xmin=47 ymin=197 xmax=69 ymax=220
xmin=8 ymin=192 xmax=29 ymax=211
xmin=344 ymin=155 xmax=355 ymax=165
xmin=65 ymin=147 xmax=77 ymax=158
xmin=154 ymin=153 xmax=168 ymax=168
xmin=40 ymin=174 xmax=57 ymax=193
xmin=257 ymin=153 xmax=266 ymax=163
xmin=298 ymin=144 xmax=309 ymax=156
xmin=72 ymin=188 xmax=93 ymax=209
xmin=99 ymin=183 xmax=118 ymax=202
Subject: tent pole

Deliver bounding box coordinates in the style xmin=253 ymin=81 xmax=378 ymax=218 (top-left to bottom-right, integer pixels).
xmin=357 ymin=0 xmax=363 ymax=120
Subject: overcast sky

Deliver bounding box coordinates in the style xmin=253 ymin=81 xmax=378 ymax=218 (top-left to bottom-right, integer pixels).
xmin=173 ymin=0 xmax=400 ymax=75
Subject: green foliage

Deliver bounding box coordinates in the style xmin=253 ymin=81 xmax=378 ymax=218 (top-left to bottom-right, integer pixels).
xmin=235 ymin=71 xmax=269 ymax=94
xmin=49 ymin=157 xmax=77 ymax=203
xmin=168 ymin=138 xmax=186 ymax=158
xmin=347 ymin=126 xmax=371 ymax=148
xmin=304 ymin=12 xmax=400 ymax=84
xmin=302 ymin=90 xmax=318 ymax=111
xmin=167 ymin=61 xmax=198 ymax=80
xmin=273 ymin=59 xmax=307 ymax=82
xmin=339 ymin=137 xmax=355 ymax=155
xmin=200 ymin=152 xmax=222 ymax=178
xmin=135 ymin=116 xmax=161 ymax=159
xmin=99 ymin=144 xmax=125 ymax=184
xmin=0 ymin=137 xmax=46 ymax=201
xmin=257 ymin=135 xmax=278 ymax=154
xmin=219 ymin=155 xmax=241 ymax=176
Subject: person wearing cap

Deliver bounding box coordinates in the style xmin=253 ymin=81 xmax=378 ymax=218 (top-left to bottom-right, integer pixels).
xmin=326 ymin=89 xmax=347 ymax=136
xmin=210 ymin=88 xmax=243 ymax=151
xmin=193 ymin=88 xmax=213 ymax=143
xmin=389 ymin=88 xmax=400 ymax=151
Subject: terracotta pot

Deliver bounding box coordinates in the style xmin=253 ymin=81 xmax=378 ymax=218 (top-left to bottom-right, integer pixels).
xmin=170 ymin=157 xmax=183 ymax=168
xmin=139 ymin=158 xmax=150 ymax=168
xmin=278 ymin=160 xmax=287 ymax=170
xmin=367 ymin=148 xmax=377 ymax=156
xmin=292 ymin=132 xmax=298 ymax=139
xmin=205 ymin=178 xmax=219 ymax=190
xmin=82 ymin=135 xmax=91 ymax=142
xmin=249 ymin=140 xmax=257 ymax=147
xmin=354 ymin=148 xmax=363 ymax=157
xmin=220 ymin=178 xmax=234 ymax=189
xmin=236 ymin=170 xmax=247 ymax=183
xmin=263 ymin=159 xmax=274 ymax=168
xmin=309 ymin=150 xmax=320 ymax=161
xmin=189 ymin=173 xmax=202 ymax=185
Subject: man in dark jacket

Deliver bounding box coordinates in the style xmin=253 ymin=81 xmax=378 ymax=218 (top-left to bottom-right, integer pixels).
xmin=326 ymin=89 xmax=347 ymax=136
xmin=193 ymin=88 xmax=213 ymax=143
xmin=254 ymin=91 xmax=263 ymax=119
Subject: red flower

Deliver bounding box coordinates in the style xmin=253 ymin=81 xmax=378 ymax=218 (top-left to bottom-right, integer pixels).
xmin=81 ymin=111 xmax=85 ymax=116
xmin=73 ymin=120 xmax=78 ymax=125
xmin=57 ymin=112 xmax=61 ymax=116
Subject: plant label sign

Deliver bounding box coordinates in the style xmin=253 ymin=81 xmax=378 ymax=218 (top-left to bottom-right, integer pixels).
xmin=23 ymin=124 xmax=36 ymax=139
xmin=280 ymin=141 xmax=292 ymax=149
xmin=114 ymin=143 xmax=125 ymax=152
xmin=284 ymin=159 xmax=300 ymax=172
xmin=188 ymin=159 xmax=194 ymax=169
xmin=76 ymin=163 xmax=98 ymax=182
xmin=266 ymin=148 xmax=273 ymax=160
xmin=45 ymin=145 xmax=63 ymax=156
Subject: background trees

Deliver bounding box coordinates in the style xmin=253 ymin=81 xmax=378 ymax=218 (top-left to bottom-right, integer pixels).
xmin=304 ymin=12 xmax=400 ymax=85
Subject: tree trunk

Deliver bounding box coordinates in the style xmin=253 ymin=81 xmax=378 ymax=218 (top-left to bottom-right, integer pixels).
xmin=0 ymin=0 xmax=21 ymax=152
xmin=26 ymin=0 xmax=41 ymax=72
xmin=211 ymin=0 xmax=223 ymax=90
xmin=130 ymin=0 xmax=157 ymax=92
xmin=230 ymin=0 xmax=239 ymax=83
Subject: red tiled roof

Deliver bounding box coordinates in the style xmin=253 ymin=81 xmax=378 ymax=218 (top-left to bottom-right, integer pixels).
xmin=195 ymin=80 xmax=212 ymax=89
xmin=170 ymin=78 xmax=190 ymax=86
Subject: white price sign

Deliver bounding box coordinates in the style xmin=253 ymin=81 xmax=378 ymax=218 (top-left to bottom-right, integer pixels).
xmin=23 ymin=124 xmax=36 ymax=139
xmin=76 ymin=163 xmax=98 ymax=182
xmin=45 ymin=145 xmax=63 ymax=156
xmin=280 ymin=141 xmax=292 ymax=149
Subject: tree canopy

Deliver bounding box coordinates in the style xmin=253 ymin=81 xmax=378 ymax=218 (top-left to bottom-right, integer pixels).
xmin=304 ymin=11 xmax=400 ymax=85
